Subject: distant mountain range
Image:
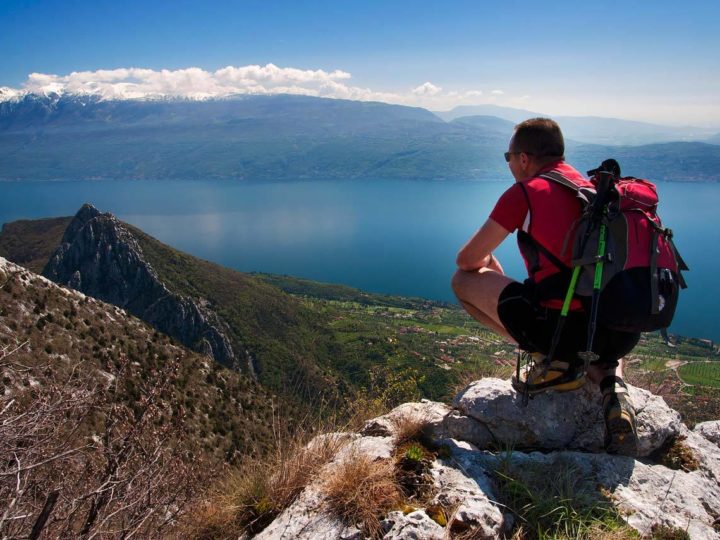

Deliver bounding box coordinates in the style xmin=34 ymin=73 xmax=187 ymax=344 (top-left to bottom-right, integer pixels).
xmin=435 ymin=104 xmax=718 ymax=146
xmin=1 ymin=93 xmax=719 ymax=181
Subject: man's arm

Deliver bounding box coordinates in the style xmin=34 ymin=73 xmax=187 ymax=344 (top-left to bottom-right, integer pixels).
xmin=456 ymin=218 xmax=510 ymax=272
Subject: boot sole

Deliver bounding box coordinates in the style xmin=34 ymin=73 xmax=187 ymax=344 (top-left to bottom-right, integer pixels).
xmin=512 ymin=375 xmax=587 ymax=395
xmin=605 ymin=413 xmax=638 ymax=456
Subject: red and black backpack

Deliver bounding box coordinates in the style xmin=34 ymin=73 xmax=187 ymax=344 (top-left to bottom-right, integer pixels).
xmin=528 ymin=159 xmax=688 ymax=333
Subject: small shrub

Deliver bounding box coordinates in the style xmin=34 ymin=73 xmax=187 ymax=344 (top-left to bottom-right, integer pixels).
xmin=651 ymin=436 xmax=700 ymax=472
xmin=650 ymin=523 xmax=691 ymax=540
xmin=323 ymin=452 xmax=402 ymax=538
xmin=395 ymin=441 xmax=434 ymax=503
xmin=453 ymin=361 xmax=515 ymax=396
xmin=404 ymin=444 xmax=424 ymax=462
xmin=348 ymin=367 xmax=425 ymax=427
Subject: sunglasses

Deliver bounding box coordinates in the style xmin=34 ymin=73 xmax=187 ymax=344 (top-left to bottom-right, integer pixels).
xmin=504 ymin=151 xmax=533 ymax=162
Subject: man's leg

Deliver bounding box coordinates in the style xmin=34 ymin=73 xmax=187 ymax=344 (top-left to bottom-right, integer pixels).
xmin=451 ymin=268 xmax=516 ymax=341
xmin=586 ymin=358 xmax=624 ymax=385
xmin=589 ymin=355 xmax=638 ymax=456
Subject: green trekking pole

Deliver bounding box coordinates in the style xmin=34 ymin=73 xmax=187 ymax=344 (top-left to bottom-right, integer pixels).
xmin=578 ymin=222 xmax=607 ymax=367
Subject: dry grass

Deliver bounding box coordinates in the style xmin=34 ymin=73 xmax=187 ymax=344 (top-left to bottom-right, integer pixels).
xmin=322 ymin=451 xmax=403 ymax=538
xmin=390 ymin=410 xmax=429 ymax=444
xmin=184 ymin=428 xmax=347 ymax=538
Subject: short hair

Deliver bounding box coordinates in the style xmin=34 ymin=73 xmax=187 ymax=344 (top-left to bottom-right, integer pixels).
xmin=512 ymin=118 xmax=565 ymax=161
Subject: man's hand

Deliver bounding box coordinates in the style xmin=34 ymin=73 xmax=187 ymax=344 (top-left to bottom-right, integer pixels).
xmin=456 ymin=218 xmax=510 ymax=272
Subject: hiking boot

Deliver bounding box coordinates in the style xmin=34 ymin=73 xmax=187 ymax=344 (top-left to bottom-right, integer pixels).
xmin=512 ymin=356 xmax=587 ymax=395
xmin=602 ymin=377 xmax=638 ymax=456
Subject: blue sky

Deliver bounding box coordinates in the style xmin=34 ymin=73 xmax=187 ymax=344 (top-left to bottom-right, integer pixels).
xmin=1 ymin=0 xmax=719 ymax=126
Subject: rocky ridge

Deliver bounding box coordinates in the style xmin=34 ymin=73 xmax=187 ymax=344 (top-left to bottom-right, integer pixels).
xmin=0 ymin=255 xmax=275 ymax=457
xmin=42 ymin=204 xmax=241 ymax=369
xmin=256 ymin=381 xmax=720 ymax=539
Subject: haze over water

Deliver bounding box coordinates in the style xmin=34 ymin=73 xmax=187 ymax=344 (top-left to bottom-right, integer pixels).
xmin=0 ymin=179 xmax=715 ymax=341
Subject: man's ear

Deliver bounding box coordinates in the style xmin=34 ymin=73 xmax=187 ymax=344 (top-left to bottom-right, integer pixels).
xmin=519 ymin=152 xmax=531 ymax=170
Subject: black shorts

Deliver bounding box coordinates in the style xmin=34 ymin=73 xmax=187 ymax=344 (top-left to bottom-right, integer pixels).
xmin=497 ymin=281 xmax=640 ymax=370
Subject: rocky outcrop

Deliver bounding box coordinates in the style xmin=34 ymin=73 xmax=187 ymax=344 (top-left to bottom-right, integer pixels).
xmin=447 ymin=378 xmax=683 ymax=457
xmin=43 ymin=204 xmax=238 ymax=367
xmin=695 ymin=420 xmax=720 ymax=448
xmin=254 ymin=381 xmax=720 ymax=539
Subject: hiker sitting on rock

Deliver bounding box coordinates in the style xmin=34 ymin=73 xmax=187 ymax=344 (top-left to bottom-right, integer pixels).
xmin=452 ymin=118 xmax=641 ymax=456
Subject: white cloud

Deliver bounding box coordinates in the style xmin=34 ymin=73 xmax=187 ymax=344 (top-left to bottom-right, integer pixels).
xmin=411 ymin=82 xmax=442 ymax=96
xmin=3 ymin=64 xmax=524 ymax=111
xmin=19 ymin=64 xmax=359 ymax=101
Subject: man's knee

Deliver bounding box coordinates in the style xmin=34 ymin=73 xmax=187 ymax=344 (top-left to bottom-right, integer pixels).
xmin=451 ymin=269 xmax=476 ymax=299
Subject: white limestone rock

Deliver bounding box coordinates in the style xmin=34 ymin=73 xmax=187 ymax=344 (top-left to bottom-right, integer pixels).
xmin=381 ymin=510 xmax=445 ymax=540
xmin=252 ymin=391 xmax=718 ymax=539
xmin=430 ymin=460 xmax=503 ymax=539
xmin=680 ymin=427 xmax=720 ymax=486
xmin=332 ymin=435 xmax=395 ymax=463
xmin=694 ymin=420 xmax=720 ymax=447
xmin=446 ymin=441 xmax=720 ymax=540
xmin=254 ymin=485 xmax=361 ymax=540
xmin=451 ymin=377 xmax=682 ymax=457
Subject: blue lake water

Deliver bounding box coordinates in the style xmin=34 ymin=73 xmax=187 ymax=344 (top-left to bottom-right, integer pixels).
xmin=0 ymin=179 xmax=716 ymax=341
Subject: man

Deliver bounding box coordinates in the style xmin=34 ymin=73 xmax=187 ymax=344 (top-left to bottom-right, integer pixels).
xmin=452 ymin=118 xmax=641 ymax=456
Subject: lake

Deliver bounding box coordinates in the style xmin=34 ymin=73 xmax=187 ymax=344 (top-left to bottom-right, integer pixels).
xmin=0 ymin=179 xmax=716 ymax=341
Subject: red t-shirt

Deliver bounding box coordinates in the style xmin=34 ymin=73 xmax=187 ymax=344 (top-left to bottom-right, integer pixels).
xmin=490 ymin=161 xmax=593 ymax=309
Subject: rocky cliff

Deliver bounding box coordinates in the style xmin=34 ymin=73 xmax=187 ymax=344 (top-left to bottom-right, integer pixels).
xmin=43 ymin=204 xmax=239 ymax=368
xmin=253 ymin=380 xmax=720 ymax=539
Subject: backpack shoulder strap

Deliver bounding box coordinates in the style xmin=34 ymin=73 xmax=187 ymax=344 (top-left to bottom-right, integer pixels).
xmin=538 ymin=171 xmax=595 ymax=206
xmin=516 ymin=182 xmax=570 ymax=274
xmin=538 ymin=171 xmax=581 ymax=191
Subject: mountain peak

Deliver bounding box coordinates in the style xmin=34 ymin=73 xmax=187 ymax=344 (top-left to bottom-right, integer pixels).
xmin=44 ymin=205 xmax=238 ymax=367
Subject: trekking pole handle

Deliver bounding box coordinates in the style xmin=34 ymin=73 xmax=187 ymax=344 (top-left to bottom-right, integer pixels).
xmin=587 ymin=158 xmax=620 ymax=223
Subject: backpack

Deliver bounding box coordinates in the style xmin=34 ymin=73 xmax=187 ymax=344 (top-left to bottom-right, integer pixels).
xmin=538 ymin=159 xmax=688 ymax=333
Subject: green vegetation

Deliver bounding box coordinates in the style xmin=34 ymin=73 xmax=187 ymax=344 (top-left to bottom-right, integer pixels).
xmin=129 ymin=223 xmax=344 ymax=409
xmin=118 ymin=223 xmax=518 ymax=407
xmin=650 ymin=524 xmax=692 ymax=540
xmin=403 ymin=444 xmax=424 ymax=462
xmin=678 ymin=361 xmax=720 ymax=388
xmin=494 ymin=455 xmax=638 ymax=539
